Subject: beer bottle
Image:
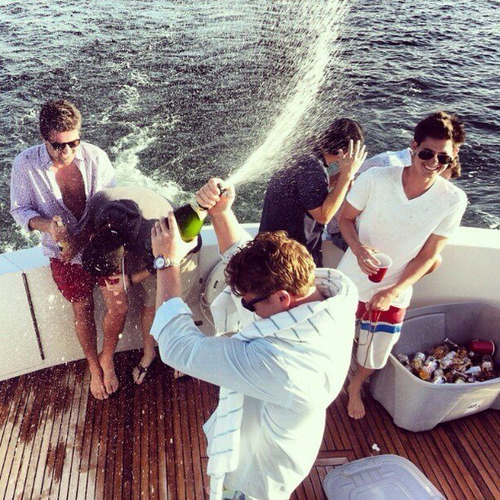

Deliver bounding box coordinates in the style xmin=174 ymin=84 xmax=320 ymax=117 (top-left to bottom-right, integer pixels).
xmin=52 ymin=216 xmax=68 ymax=251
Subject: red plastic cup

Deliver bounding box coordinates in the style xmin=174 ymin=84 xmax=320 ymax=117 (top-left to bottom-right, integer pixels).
xmin=469 ymin=339 xmax=495 ymax=356
xmin=368 ymin=252 xmax=393 ymax=283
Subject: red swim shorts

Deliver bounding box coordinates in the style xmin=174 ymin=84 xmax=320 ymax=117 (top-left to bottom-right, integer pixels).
xmin=50 ymin=258 xmax=103 ymax=302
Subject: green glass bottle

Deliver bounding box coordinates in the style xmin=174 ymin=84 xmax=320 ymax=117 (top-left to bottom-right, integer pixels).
xmin=174 ymin=199 xmax=208 ymax=242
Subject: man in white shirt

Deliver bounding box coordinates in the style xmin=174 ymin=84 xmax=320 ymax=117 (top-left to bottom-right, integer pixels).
xmin=337 ymin=111 xmax=468 ymax=420
xmin=327 ymin=145 xmax=463 ymax=250
xmin=149 ymin=179 xmax=357 ymax=500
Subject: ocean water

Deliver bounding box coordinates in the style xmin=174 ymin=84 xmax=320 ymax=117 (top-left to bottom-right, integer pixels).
xmin=1 ymin=0 xmax=499 ymax=253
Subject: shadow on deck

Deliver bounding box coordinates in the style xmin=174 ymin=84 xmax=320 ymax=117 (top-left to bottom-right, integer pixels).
xmin=0 ymin=350 xmax=499 ymax=499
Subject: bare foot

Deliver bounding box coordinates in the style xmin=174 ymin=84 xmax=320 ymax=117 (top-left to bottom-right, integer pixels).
xmin=99 ymin=354 xmax=119 ymax=395
xmin=347 ymin=384 xmax=365 ymax=419
xmin=132 ymin=353 xmax=156 ymax=385
xmin=89 ymin=368 xmax=108 ymax=400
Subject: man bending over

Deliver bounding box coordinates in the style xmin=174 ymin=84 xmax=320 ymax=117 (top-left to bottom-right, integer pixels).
xmin=150 ymin=179 xmax=357 ymax=500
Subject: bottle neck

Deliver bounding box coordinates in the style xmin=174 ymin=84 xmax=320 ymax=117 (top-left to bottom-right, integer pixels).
xmin=189 ymin=199 xmax=208 ymax=220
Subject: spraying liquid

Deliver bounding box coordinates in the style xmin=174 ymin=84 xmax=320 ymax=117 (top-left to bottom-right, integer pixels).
xmin=226 ymin=0 xmax=349 ymax=187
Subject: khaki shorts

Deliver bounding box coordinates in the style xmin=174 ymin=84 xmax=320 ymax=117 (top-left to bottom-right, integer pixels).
xmin=140 ymin=251 xmax=199 ymax=308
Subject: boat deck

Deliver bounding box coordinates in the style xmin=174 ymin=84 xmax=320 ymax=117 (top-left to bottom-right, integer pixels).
xmin=1 ymin=350 xmax=499 ymax=499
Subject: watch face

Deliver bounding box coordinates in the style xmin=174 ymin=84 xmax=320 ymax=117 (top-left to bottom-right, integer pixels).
xmin=154 ymin=255 xmax=166 ymax=270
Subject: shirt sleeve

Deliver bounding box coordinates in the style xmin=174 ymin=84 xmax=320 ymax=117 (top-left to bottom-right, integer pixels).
xmin=10 ymin=157 xmax=40 ymax=231
xmin=150 ymin=297 xmax=292 ymax=405
xmin=432 ymin=191 xmax=468 ymax=237
xmin=296 ymin=158 xmax=329 ymax=211
xmin=98 ymin=150 xmax=117 ymax=189
xmin=220 ymin=231 xmax=253 ymax=264
xmin=346 ymin=169 xmax=373 ymax=212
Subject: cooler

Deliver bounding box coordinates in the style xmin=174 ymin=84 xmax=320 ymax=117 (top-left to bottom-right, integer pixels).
xmin=323 ymin=454 xmax=444 ymax=499
xmin=370 ymin=302 xmax=500 ymax=432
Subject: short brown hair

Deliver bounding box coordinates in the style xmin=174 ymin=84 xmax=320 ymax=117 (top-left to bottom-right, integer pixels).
xmin=446 ymin=158 xmax=462 ymax=179
xmin=39 ymin=100 xmax=81 ymax=140
xmin=225 ymin=231 xmax=315 ymax=297
xmin=414 ymin=111 xmax=465 ymax=147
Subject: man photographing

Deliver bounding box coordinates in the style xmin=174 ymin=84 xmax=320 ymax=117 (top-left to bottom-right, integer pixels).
xmin=149 ymin=178 xmax=357 ymax=499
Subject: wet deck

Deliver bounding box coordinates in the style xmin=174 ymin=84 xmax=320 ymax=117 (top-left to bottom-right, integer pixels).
xmin=0 ymin=350 xmax=499 ymax=499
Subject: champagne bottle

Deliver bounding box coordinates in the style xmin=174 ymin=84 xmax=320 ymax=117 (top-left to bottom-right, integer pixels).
xmin=174 ymin=199 xmax=208 ymax=242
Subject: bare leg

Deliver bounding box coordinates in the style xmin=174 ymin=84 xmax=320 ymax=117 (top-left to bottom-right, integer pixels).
xmin=132 ymin=305 xmax=157 ymax=385
xmin=99 ymin=286 xmax=128 ymax=395
xmin=347 ymin=362 xmax=376 ymax=419
xmin=72 ymin=298 xmax=107 ymax=400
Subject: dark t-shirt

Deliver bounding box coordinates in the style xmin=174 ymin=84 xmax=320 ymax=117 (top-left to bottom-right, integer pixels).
xmin=83 ymin=186 xmax=175 ymax=274
xmin=259 ymin=152 xmax=328 ymax=265
xmin=83 ymin=186 xmax=201 ymax=274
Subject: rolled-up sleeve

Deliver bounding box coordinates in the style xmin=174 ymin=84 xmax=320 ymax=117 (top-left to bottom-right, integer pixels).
xmin=220 ymin=232 xmax=253 ymax=264
xmin=10 ymin=158 xmax=40 ymax=231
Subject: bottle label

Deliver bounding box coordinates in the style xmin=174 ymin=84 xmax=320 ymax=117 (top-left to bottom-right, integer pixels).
xmin=189 ymin=200 xmax=208 ymax=220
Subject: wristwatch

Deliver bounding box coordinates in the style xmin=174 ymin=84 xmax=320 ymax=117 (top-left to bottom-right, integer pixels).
xmin=153 ymin=254 xmax=179 ymax=270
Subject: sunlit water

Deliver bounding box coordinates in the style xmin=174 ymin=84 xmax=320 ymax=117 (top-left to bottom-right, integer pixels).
xmin=0 ymin=0 xmax=499 ymax=254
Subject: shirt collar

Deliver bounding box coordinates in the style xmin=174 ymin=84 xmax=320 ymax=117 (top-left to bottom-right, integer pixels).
xmin=240 ymin=268 xmax=352 ymax=340
xmin=40 ymin=142 xmax=84 ymax=170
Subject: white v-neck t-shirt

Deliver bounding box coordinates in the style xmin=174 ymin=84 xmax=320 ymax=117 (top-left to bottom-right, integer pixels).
xmin=337 ymin=166 xmax=467 ymax=308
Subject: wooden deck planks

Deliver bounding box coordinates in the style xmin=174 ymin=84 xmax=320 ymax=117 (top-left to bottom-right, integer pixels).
xmin=0 ymin=350 xmax=498 ymax=499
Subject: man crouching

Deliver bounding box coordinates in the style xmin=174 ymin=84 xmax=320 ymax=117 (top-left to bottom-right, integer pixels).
xmin=150 ymin=178 xmax=357 ymax=500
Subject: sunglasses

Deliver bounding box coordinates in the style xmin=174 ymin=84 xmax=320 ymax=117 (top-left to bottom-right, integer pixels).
xmin=49 ymin=138 xmax=81 ymax=151
xmin=417 ymin=148 xmax=453 ymax=166
xmin=241 ymin=294 xmax=271 ymax=312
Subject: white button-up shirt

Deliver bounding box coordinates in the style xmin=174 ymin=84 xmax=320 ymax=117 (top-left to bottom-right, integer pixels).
xmin=10 ymin=142 xmax=116 ymax=263
xmin=151 ymin=236 xmax=357 ymax=499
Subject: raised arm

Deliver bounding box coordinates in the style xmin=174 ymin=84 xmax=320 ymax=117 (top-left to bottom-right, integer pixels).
xmin=195 ymin=178 xmax=241 ymax=254
xmin=308 ymin=140 xmax=367 ymax=225
xmin=151 ymin=178 xmax=239 ymax=308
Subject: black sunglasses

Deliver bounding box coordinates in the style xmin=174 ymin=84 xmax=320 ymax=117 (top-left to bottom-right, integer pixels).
xmin=417 ymin=148 xmax=453 ymax=166
xmin=241 ymin=294 xmax=271 ymax=312
xmin=49 ymin=138 xmax=81 ymax=151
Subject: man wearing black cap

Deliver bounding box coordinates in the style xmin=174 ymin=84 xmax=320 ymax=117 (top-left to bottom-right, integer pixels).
xmin=80 ymin=186 xmax=200 ymax=386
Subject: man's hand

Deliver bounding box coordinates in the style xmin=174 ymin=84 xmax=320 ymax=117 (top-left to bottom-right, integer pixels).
xmin=196 ymin=178 xmax=235 ymax=216
xmin=367 ymin=288 xmax=399 ymax=311
xmin=151 ymin=212 xmax=197 ymax=260
xmin=60 ymin=238 xmax=80 ymax=262
xmin=337 ymin=140 xmax=367 ymax=180
xmin=49 ymin=217 xmax=70 ymax=245
xmin=354 ymin=245 xmax=380 ymax=275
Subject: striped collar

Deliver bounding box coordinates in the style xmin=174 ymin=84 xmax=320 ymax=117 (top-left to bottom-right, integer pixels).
xmin=238 ymin=268 xmax=351 ymax=341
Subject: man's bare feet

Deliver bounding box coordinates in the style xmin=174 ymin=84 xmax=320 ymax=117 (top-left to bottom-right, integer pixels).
xmin=347 ymin=384 xmax=366 ymax=419
xmin=89 ymin=368 xmax=108 ymax=400
xmin=99 ymin=354 xmax=119 ymax=395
